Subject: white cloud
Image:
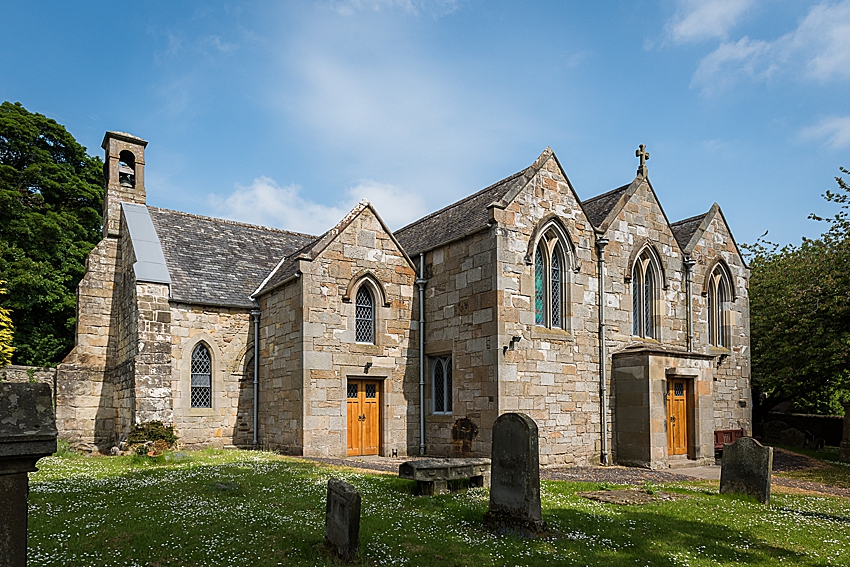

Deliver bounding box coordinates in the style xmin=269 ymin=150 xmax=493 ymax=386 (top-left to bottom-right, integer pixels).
xmin=691 ymin=1 xmax=850 ymax=91
xmin=210 ymin=176 xmax=428 ymax=234
xmin=667 ymin=0 xmax=756 ymax=43
xmin=800 ymin=116 xmax=850 ymax=148
xmin=325 ymin=0 xmax=461 ymax=17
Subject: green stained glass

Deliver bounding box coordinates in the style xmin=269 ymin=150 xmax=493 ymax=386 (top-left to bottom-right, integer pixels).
xmin=535 ymin=247 xmax=545 ymax=325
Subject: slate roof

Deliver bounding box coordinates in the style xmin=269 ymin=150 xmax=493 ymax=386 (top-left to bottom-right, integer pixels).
xmin=580 ymin=183 xmax=630 ymax=228
xmin=148 ymin=208 xmax=315 ymax=308
xmin=670 ymin=212 xmax=708 ymax=253
xmin=394 ymin=166 xmax=534 ymax=257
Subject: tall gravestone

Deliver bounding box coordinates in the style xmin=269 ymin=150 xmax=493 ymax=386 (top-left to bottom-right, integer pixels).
xmin=483 ymin=412 xmax=548 ymax=534
xmin=325 ymin=478 xmax=361 ymax=562
xmin=840 ymin=402 xmax=850 ymax=463
xmin=720 ymin=437 xmax=773 ymax=505
xmin=0 ymin=383 xmax=58 ymax=567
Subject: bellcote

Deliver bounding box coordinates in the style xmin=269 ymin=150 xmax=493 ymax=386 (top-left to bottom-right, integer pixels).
xmin=102 ymin=131 xmax=148 ymax=238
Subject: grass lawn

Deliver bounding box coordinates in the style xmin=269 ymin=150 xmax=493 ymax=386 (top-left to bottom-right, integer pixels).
xmin=28 ymin=449 xmax=850 ymax=567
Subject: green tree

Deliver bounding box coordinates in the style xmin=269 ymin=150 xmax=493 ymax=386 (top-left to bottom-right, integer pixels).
xmin=0 ymin=281 xmax=14 ymax=367
xmin=0 ymin=101 xmax=103 ymax=366
xmin=747 ymin=167 xmax=850 ymax=415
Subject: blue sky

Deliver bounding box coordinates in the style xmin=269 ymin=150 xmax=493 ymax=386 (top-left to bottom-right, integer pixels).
xmin=2 ymin=1 xmax=848 ymax=246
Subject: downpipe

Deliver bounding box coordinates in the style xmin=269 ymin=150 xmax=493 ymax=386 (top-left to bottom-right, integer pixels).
xmin=251 ymin=308 xmax=261 ymax=449
xmin=596 ymin=238 xmax=609 ymax=466
xmin=416 ymin=253 xmax=427 ymax=456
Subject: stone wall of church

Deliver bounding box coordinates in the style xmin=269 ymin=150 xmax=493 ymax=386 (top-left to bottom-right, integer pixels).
xmin=598 ymin=180 xmax=689 ymax=464
xmin=56 ymin=234 xmax=120 ymax=452
xmin=421 ymin=228 xmax=500 ymax=458
xmin=169 ymin=303 xmax=253 ymax=448
xmin=493 ymin=154 xmax=602 ymax=466
xmin=296 ymin=206 xmax=417 ymax=458
xmin=110 ymin=223 xmax=139 ymax=443
xmin=689 ymin=214 xmax=752 ymax=434
xmin=258 ymin=279 xmax=304 ymax=453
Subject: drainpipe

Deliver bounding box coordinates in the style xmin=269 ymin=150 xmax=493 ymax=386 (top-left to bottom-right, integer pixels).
xmin=416 ymin=253 xmax=428 ymax=455
xmin=251 ymin=308 xmax=261 ymax=449
xmin=596 ymin=237 xmax=610 ymax=466
xmin=684 ymin=258 xmax=695 ymax=352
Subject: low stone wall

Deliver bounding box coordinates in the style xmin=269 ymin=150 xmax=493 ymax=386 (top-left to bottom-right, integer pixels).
xmin=0 ymin=365 xmax=56 ymax=387
xmin=763 ymin=412 xmax=844 ymax=446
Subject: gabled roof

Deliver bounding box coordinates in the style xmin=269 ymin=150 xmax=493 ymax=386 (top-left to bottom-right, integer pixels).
xmin=148 ymin=207 xmax=315 ymax=308
xmin=670 ymin=203 xmax=747 ymax=266
xmin=580 ymin=183 xmax=631 ymax=228
xmin=394 ymin=148 xmax=583 ymax=257
xmin=670 ymin=211 xmax=709 ymax=253
xmin=393 ymin=167 xmax=532 ymax=258
xmin=254 ymin=199 xmax=415 ymax=297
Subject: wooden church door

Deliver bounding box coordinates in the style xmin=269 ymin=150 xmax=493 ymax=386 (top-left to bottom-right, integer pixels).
xmin=666 ymin=379 xmax=689 ymax=456
xmin=347 ymin=379 xmax=381 ymax=456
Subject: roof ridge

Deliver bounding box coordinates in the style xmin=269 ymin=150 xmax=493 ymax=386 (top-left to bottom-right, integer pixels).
xmin=581 ymin=182 xmax=631 ymax=205
xmin=148 ymin=206 xmax=317 ymax=239
xmin=670 ymin=211 xmax=709 ymax=226
xmin=395 ymin=167 xmax=530 ymax=235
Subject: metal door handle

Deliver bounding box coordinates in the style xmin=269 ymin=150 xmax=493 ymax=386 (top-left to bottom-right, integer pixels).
xmin=670 ymin=416 xmax=676 ymax=422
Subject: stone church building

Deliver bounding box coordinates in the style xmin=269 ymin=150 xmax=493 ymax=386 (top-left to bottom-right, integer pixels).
xmin=56 ymin=131 xmax=751 ymax=469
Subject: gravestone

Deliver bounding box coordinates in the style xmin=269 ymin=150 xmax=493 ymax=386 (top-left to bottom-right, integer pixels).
xmin=483 ymin=412 xmax=548 ymax=534
xmin=0 ymin=383 xmax=58 ymax=567
xmin=325 ymin=478 xmax=361 ymax=561
xmin=720 ymin=437 xmax=773 ymax=505
xmin=778 ymin=427 xmax=806 ymax=448
xmin=840 ymin=402 xmax=850 ymax=463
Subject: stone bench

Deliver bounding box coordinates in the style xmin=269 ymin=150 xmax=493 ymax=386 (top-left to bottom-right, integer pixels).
xmin=398 ymin=458 xmax=491 ymax=495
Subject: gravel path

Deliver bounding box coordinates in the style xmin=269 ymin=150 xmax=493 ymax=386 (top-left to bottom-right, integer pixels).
xmin=303 ymin=447 xmax=850 ymax=498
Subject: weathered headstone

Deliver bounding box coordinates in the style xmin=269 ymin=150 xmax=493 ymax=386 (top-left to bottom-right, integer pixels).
xmin=483 ymin=412 xmax=548 ymax=534
xmin=325 ymin=478 xmax=361 ymax=562
xmin=778 ymin=427 xmax=806 ymax=448
xmin=0 ymin=383 xmax=58 ymax=567
xmin=720 ymin=437 xmax=773 ymax=505
xmin=840 ymin=402 xmax=850 ymax=463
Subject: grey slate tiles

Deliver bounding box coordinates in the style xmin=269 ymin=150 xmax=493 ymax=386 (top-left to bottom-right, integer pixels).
xmin=149 ymin=207 xmax=315 ymax=308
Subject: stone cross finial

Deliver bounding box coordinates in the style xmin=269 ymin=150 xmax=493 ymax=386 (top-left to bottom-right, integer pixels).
xmin=636 ymin=144 xmax=649 ymax=177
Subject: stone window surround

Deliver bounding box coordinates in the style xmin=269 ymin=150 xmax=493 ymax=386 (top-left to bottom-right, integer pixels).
xmin=430 ymin=355 xmax=453 ymax=415
xmin=629 ymin=243 xmax=665 ymax=341
xmin=702 ymin=259 xmax=736 ymax=350
xmin=527 ymin=218 xmax=577 ymax=333
xmin=344 ymin=274 xmax=390 ymax=349
xmin=177 ymin=333 xmax=226 ymax=417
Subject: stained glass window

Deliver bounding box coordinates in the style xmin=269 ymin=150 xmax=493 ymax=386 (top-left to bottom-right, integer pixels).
xmin=191 ymin=343 xmax=212 ymax=408
xmin=708 ymin=265 xmax=733 ymax=348
xmin=551 ymin=248 xmax=562 ymax=328
xmin=535 ymin=247 xmax=545 ymax=325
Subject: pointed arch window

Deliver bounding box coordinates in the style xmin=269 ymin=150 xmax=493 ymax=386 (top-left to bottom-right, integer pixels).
xmin=632 ymin=249 xmax=660 ymax=339
xmin=190 ymin=343 xmax=212 ymax=408
xmin=432 ymin=355 xmax=452 ymax=414
xmin=707 ymin=265 xmax=733 ymax=348
xmin=534 ymin=227 xmax=570 ymax=329
xmin=355 ymin=286 xmax=375 ymax=343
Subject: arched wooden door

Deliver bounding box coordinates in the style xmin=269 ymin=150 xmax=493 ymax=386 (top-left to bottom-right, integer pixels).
xmin=347 ymin=379 xmax=381 ymax=456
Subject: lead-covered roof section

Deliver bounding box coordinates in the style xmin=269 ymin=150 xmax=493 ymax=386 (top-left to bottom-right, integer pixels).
xmin=148 ymin=207 xmax=315 ymax=308
xmin=122 ymin=203 xmax=171 ymax=285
